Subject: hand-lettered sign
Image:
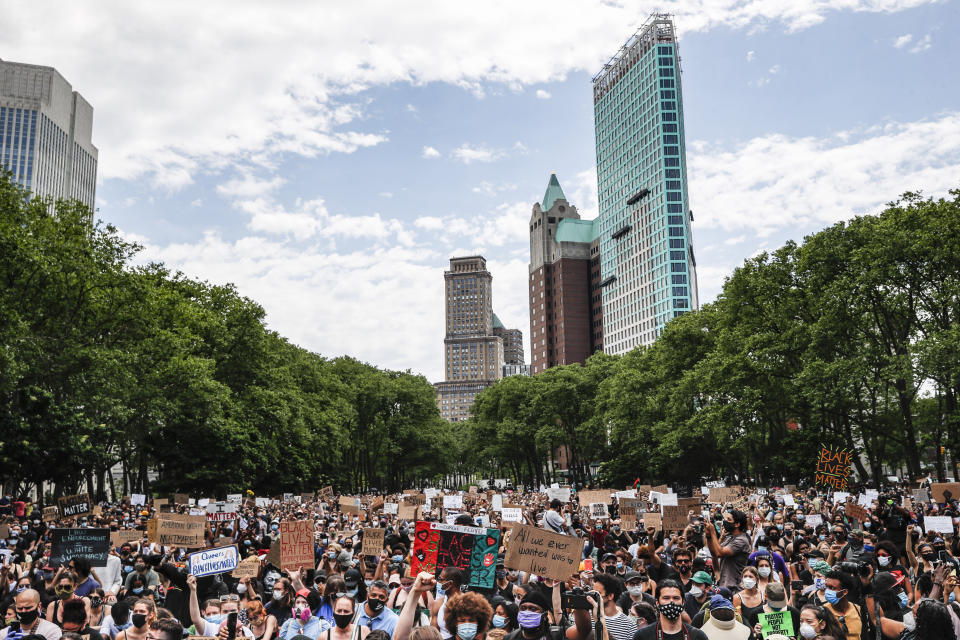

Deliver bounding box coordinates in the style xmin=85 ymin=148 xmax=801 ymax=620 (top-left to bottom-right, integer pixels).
xmin=411 ymin=521 xmax=500 ymax=589
xmin=279 ymin=520 xmax=313 ymax=570
xmin=503 ymin=523 xmax=579 ymax=582
xmin=58 ymin=494 xmax=92 ymax=518
xmin=362 ymin=527 xmax=385 ymax=557
xmin=50 ymin=528 xmax=110 ymax=567
xmin=815 ymin=445 xmax=853 ymax=491
xmin=188 ymin=545 xmax=240 ymax=577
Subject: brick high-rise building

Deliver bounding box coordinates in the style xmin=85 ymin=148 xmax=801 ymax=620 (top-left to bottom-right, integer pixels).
xmin=0 ymin=59 xmax=98 ymax=210
xmin=528 ymin=174 xmax=602 ymax=374
xmin=435 ymin=256 xmax=505 ymax=421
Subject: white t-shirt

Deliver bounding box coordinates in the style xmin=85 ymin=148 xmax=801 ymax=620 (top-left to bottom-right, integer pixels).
xmin=201 ymin=619 xmax=255 ymax=638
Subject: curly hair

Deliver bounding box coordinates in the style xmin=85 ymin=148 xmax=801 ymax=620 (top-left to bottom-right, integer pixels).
xmin=915 ymin=599 xmax=953 ymax=640
xmin=443 ymin=592 xmax=493 ymax=634
xmin=800 ymin=604 xmax=845 ymax=640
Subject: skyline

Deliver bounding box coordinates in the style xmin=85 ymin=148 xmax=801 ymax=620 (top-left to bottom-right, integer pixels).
xmin=4 ymin=1 xmax=959 ymax=383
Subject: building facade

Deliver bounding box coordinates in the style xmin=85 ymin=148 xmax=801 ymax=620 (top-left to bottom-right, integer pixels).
xmin=591 ymin=15 xmax=698 ymax=354
xmin=435 ymin=256 xmax=505 ymax=422
xmin=0 ymin=59 xmax=98 ymax=210
xmin=528 ymin=173 xmax=603 ymax=375
xmin=493 ymin=315 xmax=524 ymax=365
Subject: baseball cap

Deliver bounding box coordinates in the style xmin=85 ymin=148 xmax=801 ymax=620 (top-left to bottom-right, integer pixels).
xmin=709 ymin=595 xmax=733 ymax=611
xmin=691 ymin=571 xmax=713 ymax=585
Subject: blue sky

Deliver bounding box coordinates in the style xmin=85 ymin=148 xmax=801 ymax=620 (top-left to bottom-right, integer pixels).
xmin=7 ymin=0 xmax=960 ymax=383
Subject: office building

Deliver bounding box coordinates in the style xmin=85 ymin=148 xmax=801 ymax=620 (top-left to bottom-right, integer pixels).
xmin=591 ymin=15 xmax=698 ymax=354
xmin=435 ymin=256 xmax=505 ymax=422
xmin=0 ymin=59 xmax=98 ymax=210
xmin=493 ymin=315 xmax=524 ymax=365
xmin=528 ymin=173 xmax=603 ymax=374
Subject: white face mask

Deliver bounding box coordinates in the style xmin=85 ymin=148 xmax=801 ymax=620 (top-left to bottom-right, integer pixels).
xmin=742 ymin=578 xmax=757 ymax=590
xmin=688 ymin=586 xmax=702 ymax=598
xmin=877 ymin=556 xmax=890 ymax=567
xmin=627 ymin=586 xmax=643 ymax=597
xmin=237 ymin=584 xmax=247 ymax=594
xmin=758 ymin=567 xmax=771 ymax=578
xmin=799 ymin=622 xmax=817 ymax=639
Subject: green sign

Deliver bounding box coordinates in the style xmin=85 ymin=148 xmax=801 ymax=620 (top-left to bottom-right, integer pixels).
xmin=759 ymin=611 xmax=794 ymax=638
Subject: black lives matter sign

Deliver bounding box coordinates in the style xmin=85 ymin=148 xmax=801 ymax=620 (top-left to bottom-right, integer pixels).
xmin=58 ymin=493 xmax=92 ymax=517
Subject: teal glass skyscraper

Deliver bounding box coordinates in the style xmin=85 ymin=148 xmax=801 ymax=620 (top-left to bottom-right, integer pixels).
xmin=592 ymin=15 xmax=698 ymax=354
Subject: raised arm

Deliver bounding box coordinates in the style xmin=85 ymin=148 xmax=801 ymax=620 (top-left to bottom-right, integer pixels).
xmin=186 ymin=574 xmax=206 ymax=633
xmin=395 ymin=572 xmax=434 ymax=640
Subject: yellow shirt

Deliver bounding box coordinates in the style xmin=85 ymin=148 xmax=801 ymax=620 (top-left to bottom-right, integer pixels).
xmin=825 ymin=601 xmax=862 ymax=640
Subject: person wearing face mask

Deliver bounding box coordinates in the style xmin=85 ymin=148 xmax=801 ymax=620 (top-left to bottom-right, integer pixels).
xmin=821 ymin=570 xmax=863 ymax=640
xmin=748 ymin=583 xmax=799 ymax=637
xmin=489 ymin=601 xmax=517 ymax=634
xmin=44 ymin=571 xmax=78 ymax=624
xmin=387 ymin=574 xmax=431 ymax=626
xmin=681 ymin=572 xmax=713 ymax=621
xmin=266 ymin=578 xmax=295 ymax=626
xmin=798 ymin=603 xmax=845 ymax=640
xmin=865 ymin=571 xmax=912 ymax=638
xmin=617 ymin=570 xmax=656 ymax=614
xmin=703 ymin=511 xmax=752 ymax=591
xmin=60 ymin=598 xmax=105 ymax=640
xmin=114 ymin=599 xmax=156 ymax=640
xmin=430 ymin=567 xmax=464 ymax=640
xmin=86 ymin=589 xmax=110 ymax=632
xmin=753 ymin=556 xmax=775 ymax=595
xmin=327 ymin=594 xmax=370 ymax=640
xmin=316 ymin=576 xmax=347 ymax=626
xmin=871 ymin=543 xmax=913 ymax=605
xmin=796 ymin=560 xmax=831 ymax=609
xmin=493 ymin=564 xmax=514 ymax=602
xmin=277 ymin=591 xmax=329 ymax=640
xmin=187 ymin=575 xmax=256 ymax=639
xmin=731 ymin=568 xmax=764 ymax=627
xmin=122 ymin=556 xmax=157 ymax=594
xmin=698 ymin=595 xmax=750 ymax=640
xmin=632 ymin=580 xmax=708 ymax=640
xmin=0 ymin=589 xmax=62 ymax=640
xmin=441 ymin=591 xmax=492 ymax=640
xmin=355 ymin=581 xmax=398 ymax=636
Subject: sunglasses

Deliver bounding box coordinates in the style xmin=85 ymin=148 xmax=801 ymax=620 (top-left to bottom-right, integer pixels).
xmin=220 ymin=595 xmax=240 ymax=602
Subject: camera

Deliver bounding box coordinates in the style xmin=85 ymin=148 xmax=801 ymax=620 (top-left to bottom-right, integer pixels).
xmin=839 ymin=561 xmax=871 ymax=578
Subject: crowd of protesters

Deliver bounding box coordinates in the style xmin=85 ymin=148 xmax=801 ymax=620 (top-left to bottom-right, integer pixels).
xmin=1 ymin=478 xmax=958 ymax=640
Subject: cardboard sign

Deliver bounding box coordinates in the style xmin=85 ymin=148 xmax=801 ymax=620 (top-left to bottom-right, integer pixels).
xmin=619 ymin=498 xmax=641 ymax=517
xmin=279 ymin=520 xmax=313 ymax=570
xmin=188 ymin=544 xmax=240 ymax=577
xmin=658 ymin=493 xmax=678 ymax=506
xmin=503 ymin=523 xmax=579 ymax=582
xmin=643 ymin=512 xmax=662 ymax=531
xmin=232 ymin=554 xmax=260 ymax=578
xmin=759 ymin=611 xmax=794 ymax=638
xmin=174 ymin=493 xmax=189 ymax=505
xmin=931 ymin=483 xmax=960 ymax=503
xmin=678 ymin=497 xmax=700 ymax=510
xmin=547 ymin=487 xmax=571 ymax=503
xmin=403 ymin=493 xmax=426 ymax=506
xmin=443 ymin=495 xmax=463 ymax=510
xmin=362 ymin=527 xmax=385 ymax=557
xmin=50 ymin=528 xmax=110 ymax=567
xmin=154 ymin=514 xmax=206 ymax=547
xmin=58 ymin=494 xmax=92 ymax=518
xmin=815 ymin=445 xmax=853 ymax=491
xmin=398 ymin=505 xmax=419 ymax=520
xmin=339 ymin=497 xmax=361 ymax=514
xmin=111 ymin=530 xmax=142 ymax=547
xmin=589 ymin=503 xmax=609 ymax=519
xmin=318 ymin=486 xmax=334 ymax=499
xmin=43 ymin=506 xmax=58 ymax=522
xmin=577 ymin=490 xmax=611 ymax=505
xmin=384 ymin=503 xmax=399 ymax=515
xmin=501 ymin=508 xmax=523 ymax=523
xmin=266 ymin=537 xmax=281 ymax=567
xmin=707 ymin=488 xmax=737 ymax=504
xmin=154 ymin=498 xmax=169 ymax=510
xmin=206 ymin=502 xmax=239 ymax=522
xmin=845 ymin=501 xmax=869 ymax=522
xmin=924 ymin=516 xmax=954 ymax=533
xmin=661 ymin=506 xmax=689 ymax=531
xmin=411 ymin=521 xmax=500 ymax=589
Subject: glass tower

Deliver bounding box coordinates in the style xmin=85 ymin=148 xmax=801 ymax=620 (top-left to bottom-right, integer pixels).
xmin=592 ymin=15 xmax=698 ymax=354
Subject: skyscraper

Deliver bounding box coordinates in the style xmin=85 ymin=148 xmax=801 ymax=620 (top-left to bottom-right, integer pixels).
xmin=0 ymin=59 xmax=98 ymax=210
xmin=528 ymin=173 xmax=602 ymax=374
xmin=592 ymin=15 xmax=698 ymax=354
xmin=435 ymin=256 xmax=505 ymax=422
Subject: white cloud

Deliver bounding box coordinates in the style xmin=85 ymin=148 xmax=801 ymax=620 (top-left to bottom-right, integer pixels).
xmin=190 ymin=198 xmax=203 ymax=207
xmin=724 ymin=234 xmax=747 ymax=245
xmin=535 ymin=89 xmax=552 ymax=99
xmin=216 ymin=172 xmax=285 ymax=198
xmin=909 ymin=33 xmax=932 ymax=53
xmin=421 ymin=146 xmax=441 ymax=159
xmin=746 ymin=50 xmax=755 ymax=62
xmin=688 ymin=111 xmax=960 ymax=237
xmin=473 ymin=181 xmax=518 ymax=197
xmin=414 ymin=216 xmax=445 ymax=230
xmin=768 ymin=64 xmax=781 ymax=74
xmin=3 ymin=1 xmax=940 ymax=188
xmin=451 ymin=143 xmax=503 ymax=164
xmin=379 ymin=191 xmax=393 ymax=198
xmin=893 ymin=33 xmax=913 ymax=48
xmin=121 ymin=197 xmax=137 ymax=207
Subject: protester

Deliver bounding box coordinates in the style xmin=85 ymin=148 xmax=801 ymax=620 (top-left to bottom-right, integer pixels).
xmin=276 ymin=591 xmax=328 ymax=640
xmin=632 ymin=579 xmax=707 ymax=640
xmin=326 ymin=594 xmax=369 ymax=640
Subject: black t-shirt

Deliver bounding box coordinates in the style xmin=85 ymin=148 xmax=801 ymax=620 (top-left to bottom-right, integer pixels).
xmin=633 ymin=622 xmax=708 ymax=640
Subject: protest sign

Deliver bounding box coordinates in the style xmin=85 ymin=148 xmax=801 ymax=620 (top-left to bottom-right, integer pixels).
xmin=279 ymin=520 xmax=313 ymax=570
xmin=403 ymin=493 xmax=426 ymax=505
xmin=301 ymin=493 xmax=314 ymax=503
xmin=339 ymin=496 xmax=361 ymax=514
xmin=931 ymin=483 xmax=960 ymax=503
xmin=501 ymin=508 xmax=523 ymax=523
xmin=661 ymin=506 xmax=689 ymax=531
xmin=188 ymin=545 xmax=239 ymax=577
xmin=398 ymin=505 xmax=419 ymax=520
xmin=154 ymin=514 xmax=206 ymax=547
xmin=232 ymin=554 xmax=260 ymax=579
xmin=384 ymin=503 xmax=399 ymax=515
xmin=491 ymin=494 xmax=503 ymax=511
xmin=912 ymin=488 xmax=928 ymax=503
xmin=174 ymin=493 xmax=189 ymax=505
xmin=659 ymin=493 xmax=678 ymax=506
xmin=677 ymin=497 xmax=700 ymax=510
xmin=206 ymin=501 xmax=239 ymax=522
xmin=318 ymin=486 xmax=334 ymax=499
xmin=705 ymin=480 xmax=726 ymax=488
xmin=50 ymin=528 xmax=110 ymax=567
xmin=706 ymin=487 xmax=736 ymax=504
xmin=154 ymin=498 xmax=169 ymax=510
xmin=43 ymin=506 xmax=58 ymax=522
xmin=266 ymin=537 xmax=281 ymax=567
xmin=759 ymin=611 xmax=794 ymax=638
xmin=227 ymin=494 xmax=243 ymax=503
xmin=924 ymin=516 xmax=954 ymax=533
xmin=111 ymin=530 xmax=141 ymax=547
xmin=805 ymin=514 xmax=822 ymax=528
xmin=643 ymin=512 xmax=662 ymax=531
xmin=58 ymin=493 xmax=92 ymax=518
xmin=443 ymin=495 xmax=463 ymax=510
xmin=577 ymin=490 xmax=611 ymax=505
xmin=362 ymin=527 xmax=385 ymax=557
xmin=815 ymin=445 xmax=853 ymax=491
xmin=589 ymin=503 xmax=609 ymax=519
xmin=615 ymin=490 xmax=636 ymax=500
xmin=619 ymin=498 xmax=640 ymax=516
xmin=130 ymin=494 xmax=146 ymax=506
xmin=255 ymin=497 xmax=270 ymax=507
xmin=547 ymin=487 xmax=571 ymax=503
xmin=845 ymin=501 xmax=869 ymax=522
xmin=782 ymin=495 xmax=795 ymax=507
xmin=503 ymin=523 xmax=579 ymax=582
xmin=411 ymin=521 xmax=500 ymax=589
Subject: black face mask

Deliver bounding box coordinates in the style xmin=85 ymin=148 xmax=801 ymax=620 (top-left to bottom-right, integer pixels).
xmin=132 ymin=614 xmax=147 ymax=628
xmin=16 ymin=609 xmax=39 ymax=626
xmin=604 ymin=566 xmax=616 ymax=575
xmin=723 ymin=521 xmax=735 ymax=532
xmin=367 ymin=599 xmax=385 ymax=614
xmin=334 ymin=612 xmax=353 ymax=628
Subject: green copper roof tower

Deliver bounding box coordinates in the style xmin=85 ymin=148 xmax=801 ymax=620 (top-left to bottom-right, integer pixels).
xmin=591 ymin=14 xmax=699 ymax=354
